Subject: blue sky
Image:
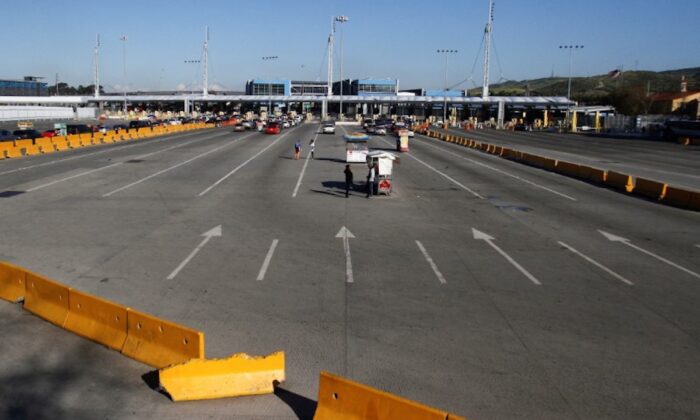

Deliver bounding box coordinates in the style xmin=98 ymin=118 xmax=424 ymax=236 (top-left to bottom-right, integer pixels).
xmin=1 ymin=0 xmax=698 ymax=92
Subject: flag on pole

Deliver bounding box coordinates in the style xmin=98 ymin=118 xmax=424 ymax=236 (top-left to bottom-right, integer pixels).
xmin=119 ymin=35 xmax=128 ymax=41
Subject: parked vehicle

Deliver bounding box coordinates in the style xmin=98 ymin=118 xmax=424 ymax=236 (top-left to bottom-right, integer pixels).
xmin=42 ymin=129 xmax=59 ymax=138
xmin=129 ymin=120 xmax=152 ymax=129
xmin=0 ymin=129 xmax=19 ymax=141
xmin=66 ymin=124 xmax=96 ymax=134
xmin=13 ymin=129 xmax=43 ymax=140
xmin=233 ymin=123 xmax=246 ymax=132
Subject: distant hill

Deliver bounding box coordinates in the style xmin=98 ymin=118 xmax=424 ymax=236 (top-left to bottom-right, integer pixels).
xmin=466 ymin=67 xmax=700 ymax=115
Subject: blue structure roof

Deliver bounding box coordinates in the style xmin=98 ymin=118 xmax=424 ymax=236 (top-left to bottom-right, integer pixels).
xmin=355 ymin=78 xmax=396 ymax=85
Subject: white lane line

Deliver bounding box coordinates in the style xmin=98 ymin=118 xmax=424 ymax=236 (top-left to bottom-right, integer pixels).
xmin=256 ymin=239 xmax=279 ymax=281
xmin=0 ymin=130 xmax=197 ymax=177
xmin=27 ymin=162 xmax=124 ymax=192
xmin=558 ymin=241 xmax=634 ymax=286
xmin=103 ymin=131 xmax=255 ymax=197
xmin=377 ymin=137 xmax=483 ymax=199
xmin=167 ymin=225 xmax=222 ymax=280
xmin=417 ymin=135 xmax=577 ymax=201
xmin=415 ymin=240 xmax=447 ymax=284
xmin=292 ymin=130 xmax=319 ymax=198
xmin=599 ymin=230 xmax=700 ymax=280
xmin=23 ymin=131 xmax=230 ymax=193
xmin=473 ymin=228 xmax=542 ymax=285
xmin=695 ymin=244 xmax=700 ymax=249
xmin=199 ymin=126 xmax=299 ymax=197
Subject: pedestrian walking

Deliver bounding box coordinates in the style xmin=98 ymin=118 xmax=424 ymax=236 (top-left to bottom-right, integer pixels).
xmin=366 ymin=163 xmax=376 ymax=198
xmin=309 ymin=138 xmax=316 ymax=159
xmin=344 ymin=164 xmax=353 ymax=198
xmin=294 ymin=141 xmax=301 ymax=160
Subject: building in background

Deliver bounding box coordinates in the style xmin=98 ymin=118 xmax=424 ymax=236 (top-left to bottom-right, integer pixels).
xmin=0 ymin=76 xmax=48 ymax=96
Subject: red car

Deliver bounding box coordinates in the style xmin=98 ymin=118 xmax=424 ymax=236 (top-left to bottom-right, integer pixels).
xmin=265 ymin=122 xmax=281 ymax=134
xmin=42 ymin=129 xmax=58 ymax=137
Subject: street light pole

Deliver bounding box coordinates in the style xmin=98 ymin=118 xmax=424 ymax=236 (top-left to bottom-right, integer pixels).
xmin=559 ymin=44 xmax=584 ymax=129
xmin=437 ymin=49 xmax=458 ymax=126
xmin=120 ymin=35 xmax=128 ymax=116
xmin=262 ymin=56 xmax=278 ymax=115
xmin=335 ymin=15 xmax=349 ymax=120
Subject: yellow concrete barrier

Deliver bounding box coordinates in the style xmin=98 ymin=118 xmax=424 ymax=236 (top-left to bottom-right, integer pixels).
xmin=661 ymin=186 xmax=694 ymax=208
xmin=521 ymin=153 xmax=545 ymax=168
xmin=543 ymin=157 xmax=557 ymax=171
xmin=63 ymin=289 xmax=128 ymax=351
xmin=35 ymin=138 xmax=56 ymax=153
xmin=605 ymin=170 xmax=635 ymax=193
xmin=554 ymin=161 xmax=580 ymax=178
xmin=577 ymin=165 xmax=607 ymax=184
xmin=633 ymin=178 xmax=668 ymax=201
xmin=314 ymin=372 xmax=465 ymax=420
xmin=159 ymin=352 xmax=285 ymax=401
xmin=23 ymin=271 xmax=71 ymax=327
xmin=52 ymin=136 xmax=70 ymax=151
xmin=0 ymin=142 xmax=22 ymax=158
xmin=15 ymin=139 xmax=41 ymax=156
xmin=67 ymin=135 xmax=82 ymax=149
xmin=121 ymin=308 xmax=205 ymax=368
xmin=0 ymin=261 xmax=26 ymax=302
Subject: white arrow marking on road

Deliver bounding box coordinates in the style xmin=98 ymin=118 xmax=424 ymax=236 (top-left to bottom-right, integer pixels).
xmin=598 ymin=230 xmax=700 ymax=279
xmin=167 ymin=225 xmax=222 ymax=280
xmin=558 ymin=241 xmax=634 ymax=286
xmin=415 ymin=240 xmax=447 ymax=284
xmin=256 ymin=239 xmax=279 ymax=281
xmin=336 ymin=226 xmax=356 ymax=283
xmin=472 ymin=228 xmax=542 ymax=285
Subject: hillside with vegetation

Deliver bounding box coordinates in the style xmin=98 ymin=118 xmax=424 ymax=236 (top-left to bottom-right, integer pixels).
xmin=468 ymin=67 xmax=700 ymax=115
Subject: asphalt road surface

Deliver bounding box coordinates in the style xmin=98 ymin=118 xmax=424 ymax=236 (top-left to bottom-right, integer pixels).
xmin=1 ymin=123 xmax=699 ymax=419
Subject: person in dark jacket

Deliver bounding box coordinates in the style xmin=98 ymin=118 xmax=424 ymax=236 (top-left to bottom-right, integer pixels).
xmin=344 ymin=165 xmax=353 ymax=198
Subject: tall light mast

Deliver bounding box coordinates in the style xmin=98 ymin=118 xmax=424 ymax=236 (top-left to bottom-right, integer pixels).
xmin=482 ymin=0 xmax=494 ymax=99
xmin=203 ymin=26 xmax=209 ymax=96
xmin=94 ymin=34 xmax=100 ymax=99
xmin=327 ymin=18 xmax=334 ymax=97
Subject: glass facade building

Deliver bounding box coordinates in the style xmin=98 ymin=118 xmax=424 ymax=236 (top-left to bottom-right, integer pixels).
xmin=0 ymin=78 xmax=48 ymax=96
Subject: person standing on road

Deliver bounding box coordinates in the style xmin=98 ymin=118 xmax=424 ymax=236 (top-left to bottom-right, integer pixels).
xmin=344 ymin=164 xmax=353 ymax=198
xmin=366 ymin=163 xmax=376 ymax=198
xmin=309 ymin=138 xmax=316 ymax=159
xmin=294 ymin=140 xmax=301 ymax=160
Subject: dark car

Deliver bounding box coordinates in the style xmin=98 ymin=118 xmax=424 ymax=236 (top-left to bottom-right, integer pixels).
xmin=0 ymin=129 xmax=19 ymax=141
xmin=13 ymin=129 xmax=43 ymax=140
xmin=66 ymin=124 xmax=94 ymax=134
xmin=129 ymin=120 xmax=152 ymax=129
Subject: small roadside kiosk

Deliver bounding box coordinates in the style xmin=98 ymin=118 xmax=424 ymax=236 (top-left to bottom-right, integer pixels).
xmin=343 ymin=132 xmax=370 ymax=163
xmin=366 ymin=150 xmax=398 ymax=196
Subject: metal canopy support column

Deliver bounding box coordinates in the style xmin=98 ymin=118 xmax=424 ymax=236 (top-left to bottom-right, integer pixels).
xmin=497 ymin=100 xmax=505 ymax=129
xmin=321 ymin=98 xmax=328 ymax=120
xmin=184 ymin=98 xmax=190 ymax=114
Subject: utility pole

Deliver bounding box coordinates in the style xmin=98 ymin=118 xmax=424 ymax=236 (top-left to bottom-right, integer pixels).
xmin=482 ymin=0 xmax=494 ymax=99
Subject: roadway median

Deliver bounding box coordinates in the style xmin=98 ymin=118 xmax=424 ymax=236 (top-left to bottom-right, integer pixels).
xmin=423 ymin=128 xmax=699 ymax=212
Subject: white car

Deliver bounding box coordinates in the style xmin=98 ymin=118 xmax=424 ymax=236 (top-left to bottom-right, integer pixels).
xmin=282 ymin=120 xmax=291 ymax=128
xmin=322 ymin=123 xmax=336 ymax=134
